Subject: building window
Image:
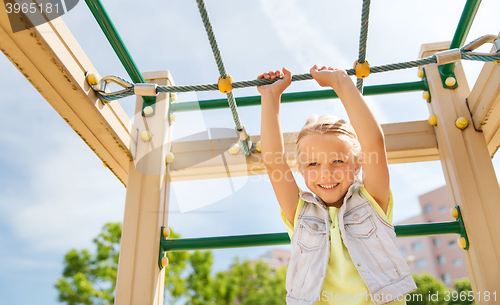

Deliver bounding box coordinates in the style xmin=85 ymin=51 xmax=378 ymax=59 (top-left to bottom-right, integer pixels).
xmin=412 ymin=241 xmax=423 ymax=251
xmin=433 ymin=237 xmax=441 ymax=247
xmin=439 ymin=206 xmax=448 ymax=213
xmin=437 ymin=255 xmax=446 ymax=265
xmin=416 ymin=259 xmax=427 ymax=269
xmin=453 ymin=259 xmax=462 ymax=267
xmin=449 ymin=240 xmax=457 ymax=248
xmin=442 ymin=273 xmax=451 ymax=284
xmin=424 ymin=204 xmax=433 ymax=213
xmin=399 ymin=247 xmax=406 ymax=255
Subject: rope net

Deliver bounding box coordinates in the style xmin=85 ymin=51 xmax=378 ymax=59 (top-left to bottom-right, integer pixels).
xmin=90 ymin=0 xmax=500 ymax=156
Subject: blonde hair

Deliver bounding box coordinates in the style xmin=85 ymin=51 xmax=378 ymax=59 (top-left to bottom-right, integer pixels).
xmin=296 ymin=114 xmax=362 ymax=160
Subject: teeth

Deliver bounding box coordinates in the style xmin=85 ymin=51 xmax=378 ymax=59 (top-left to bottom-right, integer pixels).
xmin=320 ymin=183 xmax=338 ymax=189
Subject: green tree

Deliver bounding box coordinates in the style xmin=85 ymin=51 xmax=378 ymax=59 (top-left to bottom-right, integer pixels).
xmin=185 ymin=250 xmax=216 ymax=305
xmin=56 ymin=223 xmax=288 ymax=305
xmin=448 ymin=278 xmax=475 ymax=305
xmin=210 ymin=257 xmax=287 ymax=305
xmin=55 ymin=223 xmax=189 ymax=305
xmin=407 ymin=272 xmax=450 ymax=305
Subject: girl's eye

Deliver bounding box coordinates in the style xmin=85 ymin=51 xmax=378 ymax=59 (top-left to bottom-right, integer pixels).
xmin=332 ymin=160 xmax=344 ymax=164
xmin=308 ymin=162 xmax=318 ymax=166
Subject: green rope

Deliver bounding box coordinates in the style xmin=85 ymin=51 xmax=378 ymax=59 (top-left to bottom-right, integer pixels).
xmin=196 ymin=0 xmax=251 ymax=155
xmin=356 ymin=0 xmax=371 ymax=93
xmin=95 ymin=37 xmax=500 ymax=102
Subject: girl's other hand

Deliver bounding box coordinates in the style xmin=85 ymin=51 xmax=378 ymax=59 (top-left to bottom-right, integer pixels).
xmin=257 ymin=67 xmax=292 ymax=97
xmin=310 ymin=64 xmax=351 ymax=89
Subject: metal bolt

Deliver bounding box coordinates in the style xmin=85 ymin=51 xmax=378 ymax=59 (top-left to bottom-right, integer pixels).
xmin=141 ymin=131 xmax=152 ymax=142
xmin=229 ymin=143 xmax=240 ymax=155
xmin=143 ymin=106 xmax=154 ymax=117
xmin=445 ymin=77 xmax=456 ymax=87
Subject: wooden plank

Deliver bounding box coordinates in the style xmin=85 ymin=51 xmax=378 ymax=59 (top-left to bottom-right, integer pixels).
xmin=169 ymin=120 xmax=439 ymax=181
xmin=115 ymin=71 xmax=172 ymax=305
xmin=0 ymin=5 xmax=135 ymax=185
xmin=420 ymin=41 xmax=500 ymax=302
xmin=467 ymin=57 xmax=500 ymax=157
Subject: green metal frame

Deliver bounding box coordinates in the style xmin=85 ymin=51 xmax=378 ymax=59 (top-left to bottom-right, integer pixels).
xmin=171 ymin=81 xmax=427 ymax=112
xmin=454 ymin=205 xmax=469 ymax=250
xmin=82 ymin=0 xmax=474 ymax=269
xmin=158 ymin=206 xmax=469 ymax=268
xmin=439 ymin=0 xmax=481 ymax=88
xmin=84 ymin=0 xmax=156 ymax=116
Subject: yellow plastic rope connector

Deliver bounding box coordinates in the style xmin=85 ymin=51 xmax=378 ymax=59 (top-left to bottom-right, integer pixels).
xmin=218 ymin=74 xmax=234 ymax=93
xmin=354 ymin=60 xmax=371 ymax=79
xmin=455 ymin=117 xmax=469 ymax=129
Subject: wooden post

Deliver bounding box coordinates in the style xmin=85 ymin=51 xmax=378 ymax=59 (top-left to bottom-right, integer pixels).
xmin=420 ymin=43 xmax=500 ymax=302
xmin=115 ymin=71 xmax=173 ymax=305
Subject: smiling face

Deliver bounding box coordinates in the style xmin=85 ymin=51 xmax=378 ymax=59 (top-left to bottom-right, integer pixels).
xmin=298 ymin=133 xmax=361 ymax=207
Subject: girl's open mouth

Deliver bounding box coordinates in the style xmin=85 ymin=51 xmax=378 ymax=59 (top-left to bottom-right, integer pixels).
xmin=318 ymin=183 xmax=339 ymax=190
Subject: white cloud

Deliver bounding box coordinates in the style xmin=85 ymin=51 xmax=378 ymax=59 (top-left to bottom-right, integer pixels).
xmin=0 ymin=126 xmax=125 ymax=252
xmin=259 ymin=0 xmax=351 ymax=72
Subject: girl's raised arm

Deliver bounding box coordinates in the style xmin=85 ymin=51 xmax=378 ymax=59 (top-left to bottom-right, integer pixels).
xmin=259 ymin=68 xmax=300 ymax=226
xmin=310 ymin=65 xmax=390 ymax=213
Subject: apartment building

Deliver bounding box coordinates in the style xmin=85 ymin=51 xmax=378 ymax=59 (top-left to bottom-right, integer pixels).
xmin=395 ymin=185 xmax=469 ymax=287
xmin=256 ymin=248 xmax=292 ymax=269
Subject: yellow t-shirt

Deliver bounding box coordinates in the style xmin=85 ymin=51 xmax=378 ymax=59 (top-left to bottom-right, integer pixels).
xmin=280 ymin=187 xmax=407 ymax=305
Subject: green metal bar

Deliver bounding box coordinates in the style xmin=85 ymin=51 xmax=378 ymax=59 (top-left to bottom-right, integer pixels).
xmin=440 ymin=0 xmax=482 ymax=76
xmin=161 ymin=221 xmax=461 ymax=252
xmin=171 ymin=81 xmax=426 ymax=112
xmin=162 ymin=233 xmax=290 ymax=252
xmin=85 ymin=0 xmax=145 ymax=83
xmin=395 ymin=221 xmax=461 ymax=237
xmin=84 ymin=0 xmax=155 ymax=113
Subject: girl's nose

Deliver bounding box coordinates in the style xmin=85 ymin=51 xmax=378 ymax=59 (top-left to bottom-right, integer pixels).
xmin=321 ymin=166 xmax=333 ymax=179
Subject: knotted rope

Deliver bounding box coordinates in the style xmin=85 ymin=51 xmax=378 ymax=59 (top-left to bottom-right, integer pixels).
xmin=95 ymin=46 xmax=499 ymax=102
xmin=356 ymin=0 xmax=371 ymax=93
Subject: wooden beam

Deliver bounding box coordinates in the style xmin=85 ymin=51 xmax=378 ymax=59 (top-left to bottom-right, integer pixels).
xmin=420 ymin=41 xmax=500 ymax=301
xmin=0 ymin=6 xmax=136 ymax=185
xmin=115 ymin=71 xmax=171 ymax=305
xmin=169 ymin=120 xmax=439 ymax=182
xmin=467 ymin=55 xmax=500 ymax=157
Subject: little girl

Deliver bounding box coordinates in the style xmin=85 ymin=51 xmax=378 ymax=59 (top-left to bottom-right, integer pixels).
xmin=258 ymin=65 xmax=417 ymax=305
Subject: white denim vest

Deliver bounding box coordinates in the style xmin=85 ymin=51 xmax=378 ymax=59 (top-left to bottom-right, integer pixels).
xmin=286 ymin=182 xmax=417 ymax=305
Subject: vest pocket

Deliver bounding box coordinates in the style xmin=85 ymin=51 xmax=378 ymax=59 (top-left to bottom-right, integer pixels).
xmin=344 ymin=204 xmax=376 ymax=238
xmin=297 ymin=217 xmax=326 ymax=252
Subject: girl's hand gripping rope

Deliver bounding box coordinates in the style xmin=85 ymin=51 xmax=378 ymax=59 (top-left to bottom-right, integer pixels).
xmin=257 ymin=67 xmax=292 ymax=99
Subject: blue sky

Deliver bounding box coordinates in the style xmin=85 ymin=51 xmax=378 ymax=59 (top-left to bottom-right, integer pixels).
xmin=1 ymin=0 xmax=500 ymax=304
